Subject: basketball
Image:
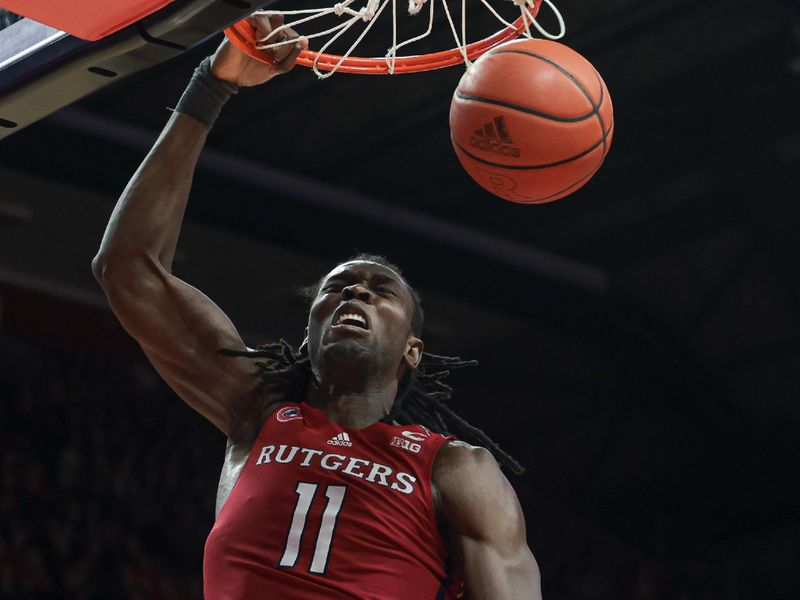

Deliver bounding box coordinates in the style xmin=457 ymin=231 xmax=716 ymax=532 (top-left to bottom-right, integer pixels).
xmin=449 ymin=38 xmax=614 ymax=204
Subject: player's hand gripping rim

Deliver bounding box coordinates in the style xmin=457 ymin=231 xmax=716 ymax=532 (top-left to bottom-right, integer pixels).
xmin=211 ymin=14 xmax=307 ymax=87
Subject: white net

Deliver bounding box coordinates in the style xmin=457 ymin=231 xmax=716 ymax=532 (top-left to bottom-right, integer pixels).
xmin=253 ymin=0 xmax=565 ymax=77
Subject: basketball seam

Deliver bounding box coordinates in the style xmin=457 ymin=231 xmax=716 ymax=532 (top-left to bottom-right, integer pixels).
xmin=532 ymin=120 xmax=614 ymax=202
xmin=452 ymin=124 xmax=609 ymax=170
xmin=538 ymin=118 xmax=614 ymax=202
xmin=453 ymin=118 xmax=614 ymax=202
xmin=454 ymin=91 xmax=596 ymax=123
xmin=592 ymin=68 xmax=610 ymax=157
xmin=485 ymin=49 xmax=600 ymax=110
xmin=525 ymin=155 xmax=607 ymax=203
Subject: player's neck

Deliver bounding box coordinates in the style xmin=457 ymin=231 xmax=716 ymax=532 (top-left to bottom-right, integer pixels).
xmin=305 ymin=379 xmax=397 ymax=429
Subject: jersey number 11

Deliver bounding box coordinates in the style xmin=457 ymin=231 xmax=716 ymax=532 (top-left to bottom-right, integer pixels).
xmin=279 ymin=482 xmax=348 ymax=575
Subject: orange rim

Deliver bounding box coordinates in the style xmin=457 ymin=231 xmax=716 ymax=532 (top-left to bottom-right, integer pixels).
xmin=223 ymin=1 xmax=541 ymax=74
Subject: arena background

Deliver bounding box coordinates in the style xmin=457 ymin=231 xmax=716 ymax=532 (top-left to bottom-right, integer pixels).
xmin=1 ymin=0 xmax=799 ymax=597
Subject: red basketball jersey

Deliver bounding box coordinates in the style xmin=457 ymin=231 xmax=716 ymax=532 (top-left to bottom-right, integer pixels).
xmin=203 ymin=402 xmax=463 ymax=599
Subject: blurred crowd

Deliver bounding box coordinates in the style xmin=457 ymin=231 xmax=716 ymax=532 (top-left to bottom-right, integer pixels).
xmin=0 ymin=337 xmax=215 ymax=599
xmin=0 ymin=334 xmax=731 ymax=599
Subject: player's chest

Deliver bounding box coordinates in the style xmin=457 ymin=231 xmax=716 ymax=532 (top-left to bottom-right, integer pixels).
xmin=218 ymin=426 xmax=441 ymax=553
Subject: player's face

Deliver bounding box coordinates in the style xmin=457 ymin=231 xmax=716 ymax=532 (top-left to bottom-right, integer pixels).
xmin=305 ymin=261 xmax=422 ymax=380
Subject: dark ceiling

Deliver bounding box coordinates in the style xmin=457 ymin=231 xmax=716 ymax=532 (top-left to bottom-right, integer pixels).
xmin=2 ymin=0 xmax=800 ymax=595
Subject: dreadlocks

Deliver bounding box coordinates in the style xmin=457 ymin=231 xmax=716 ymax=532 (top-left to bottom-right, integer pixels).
xmin=218 ymin=341 xmax=524 ymax=475
xmin=218 ymin=254 xmax=525 ymax=475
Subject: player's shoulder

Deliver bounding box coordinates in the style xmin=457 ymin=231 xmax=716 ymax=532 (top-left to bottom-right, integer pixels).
xmin=433 ymin=440 xmax=499 ymax=481
xmin=437 ymin=439 xmax=495 ymax=463
xmin=432 ymin=441 xmax=514 ymax=528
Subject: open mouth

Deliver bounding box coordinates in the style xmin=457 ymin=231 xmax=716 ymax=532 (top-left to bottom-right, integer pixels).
xmin=334 ymin=312 xmax=369 ymax=330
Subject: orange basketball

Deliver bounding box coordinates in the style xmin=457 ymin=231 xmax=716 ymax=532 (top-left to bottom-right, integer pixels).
xmin=450 ymin=38 xmax=614 ymax=204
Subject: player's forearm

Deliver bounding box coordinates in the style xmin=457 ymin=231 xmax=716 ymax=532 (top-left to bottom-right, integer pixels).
xmin=94 ymin=112 xmax=208 ymax=275
xmin=94 ymin=55 xmax=240 ymax=279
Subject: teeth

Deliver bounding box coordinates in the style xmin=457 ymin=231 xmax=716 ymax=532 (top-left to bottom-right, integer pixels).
xmin=336 ymin=313 xmax=366 ymax=326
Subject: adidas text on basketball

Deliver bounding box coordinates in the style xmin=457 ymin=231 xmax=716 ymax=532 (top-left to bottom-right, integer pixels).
xmin=469 ymin=116 xmax=521 ymax=157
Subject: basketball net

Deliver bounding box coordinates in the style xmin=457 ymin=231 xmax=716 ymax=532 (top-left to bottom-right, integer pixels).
xmin=226 ymin=0 xmax=565 ymax=77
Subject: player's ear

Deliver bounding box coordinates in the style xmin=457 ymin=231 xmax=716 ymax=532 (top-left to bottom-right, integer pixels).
xmin=403 ymin=335 xmax=423 ymax=370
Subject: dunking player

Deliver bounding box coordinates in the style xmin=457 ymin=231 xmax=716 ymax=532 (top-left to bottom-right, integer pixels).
xmin=92 ymin=14 xmax=541 ymax=600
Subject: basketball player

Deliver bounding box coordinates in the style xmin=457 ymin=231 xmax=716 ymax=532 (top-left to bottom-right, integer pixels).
xmin=92 ymin=14 xmax=541 ymax=600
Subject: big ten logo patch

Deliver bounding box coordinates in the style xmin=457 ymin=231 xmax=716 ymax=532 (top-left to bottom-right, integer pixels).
xmin=390 ymin=436 xmax=421 ymax=454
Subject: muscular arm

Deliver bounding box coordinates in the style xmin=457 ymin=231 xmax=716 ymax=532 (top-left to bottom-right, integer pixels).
xmin=433 ymin=441 xmax=542 ymax=600
xmin=92 ymin=110 xmax=260 ymax=437
xmin=92 ymin=24 xmax=304 ymax=439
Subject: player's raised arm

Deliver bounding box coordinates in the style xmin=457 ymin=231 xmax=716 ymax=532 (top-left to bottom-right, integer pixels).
xmin=433 ymin=441 xmax=542 ymax=600
xmin=91 ymin=17 xmax=306 ymax=438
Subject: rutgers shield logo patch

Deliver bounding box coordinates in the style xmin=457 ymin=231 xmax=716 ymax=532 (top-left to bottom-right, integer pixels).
xmin=276 ymin=406 xmax=303 ymax=422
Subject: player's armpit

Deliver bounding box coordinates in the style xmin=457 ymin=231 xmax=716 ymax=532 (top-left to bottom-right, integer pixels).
xmin=93 ymin=251 xmax=263 ymax=439
xmin=433 ymin=441 xmax=542 ymax=600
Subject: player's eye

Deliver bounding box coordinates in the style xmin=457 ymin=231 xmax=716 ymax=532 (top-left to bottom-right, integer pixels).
xmin=376 ymin=287 xmax=395 ymax=297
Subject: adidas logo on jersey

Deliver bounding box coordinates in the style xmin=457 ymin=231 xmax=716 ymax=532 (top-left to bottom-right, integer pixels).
xmin=469 ymin=116 xmax=521 ymax=158
xmin=327 ymin=432 xmax=353 ymax=447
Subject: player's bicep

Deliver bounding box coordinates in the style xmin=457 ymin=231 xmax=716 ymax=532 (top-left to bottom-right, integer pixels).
xmin=435 ymin=443 xmax=542 ymax=600
xmin=95 ymin=256 xmax=261 ymax=435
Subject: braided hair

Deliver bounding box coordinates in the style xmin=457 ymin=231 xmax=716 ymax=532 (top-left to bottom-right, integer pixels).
xmin=219 ymin=254 xmax=524 ymax=475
